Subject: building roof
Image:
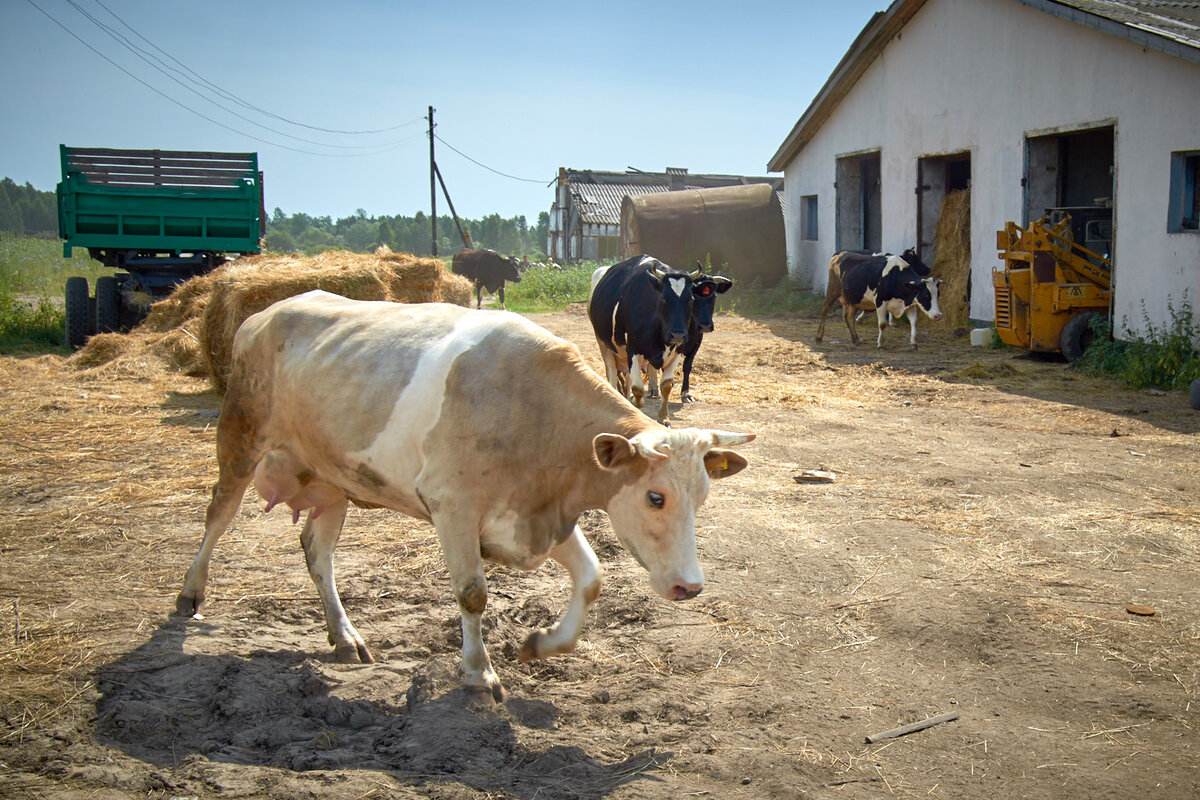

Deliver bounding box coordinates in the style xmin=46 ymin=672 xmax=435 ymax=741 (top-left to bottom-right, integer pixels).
xmin=560 ymin=167 xmax=782 ymax=226
xmin=767 ymin=0 xmax=1200 ymax=172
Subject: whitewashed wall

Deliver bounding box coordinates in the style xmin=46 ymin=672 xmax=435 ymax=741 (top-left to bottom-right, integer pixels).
xmin=780 ymin=0 xmax=1200 ymax=334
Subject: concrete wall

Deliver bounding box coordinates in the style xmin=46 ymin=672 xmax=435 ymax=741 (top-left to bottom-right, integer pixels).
xmin=780 ymin=0 xmax=1200 ymax=333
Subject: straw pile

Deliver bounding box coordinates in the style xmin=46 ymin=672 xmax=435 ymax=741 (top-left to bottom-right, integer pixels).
xmin=72 ymin=248 xmax=473 ymax=391
xmin=932 ymin=189 xmax=972 ymax=329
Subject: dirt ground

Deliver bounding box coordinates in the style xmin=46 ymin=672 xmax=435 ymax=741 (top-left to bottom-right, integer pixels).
xmin=1 ymin=304 xmax=1198 ymax=799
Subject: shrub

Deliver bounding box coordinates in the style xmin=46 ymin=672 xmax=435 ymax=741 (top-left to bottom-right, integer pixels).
xmin=504 ymin=261 xmax=598 ymax=313
xmin=1073 ymin=297 xmax=1200 ymax=390
xmin=0 ymin=286 xmax=64 ymax=352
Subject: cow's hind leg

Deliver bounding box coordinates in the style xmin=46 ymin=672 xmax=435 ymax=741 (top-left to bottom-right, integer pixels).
xmin=519 ymin=525 xmax=601 ymax=661
xmin=844 ymin=305 xmax=862 ymax=345
xmin=434 ymin=513 xmax=504 ymax=701
xmin=299 ymin=496 xmax=373 ymax=663
xmin=176 ymin=467 xmax=252 ymax=616
xmin=876 ymin=307 xmax=889 ymax=349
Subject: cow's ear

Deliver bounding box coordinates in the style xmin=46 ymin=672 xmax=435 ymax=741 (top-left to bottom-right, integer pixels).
xmin=594 ymin=434 xmax=639 ymax=471
xmin=646 ymin=273 xmax=663 ymax=291
xmin=714 ymin=277 xmax=734 ymax=294
xmin=704 ymin=448 xmax=748 ymax=479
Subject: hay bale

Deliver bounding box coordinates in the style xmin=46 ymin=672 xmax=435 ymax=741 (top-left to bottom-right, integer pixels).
xmin=932 ymin=189 xmax=971 ymax=329
xmin=200 ymin=250 xmax=473 ymax=392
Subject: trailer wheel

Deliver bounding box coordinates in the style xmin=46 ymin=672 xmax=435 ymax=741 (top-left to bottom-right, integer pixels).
xmin=1061 ymin=311 xmax=1103 ymax=362
xmin=95 ymin=275 xmax=120 ymax=334
xmin=65 ymin=277 xmax=91 ymax=349
xmin=1190 ymin=378 xmax=1200 ymax=410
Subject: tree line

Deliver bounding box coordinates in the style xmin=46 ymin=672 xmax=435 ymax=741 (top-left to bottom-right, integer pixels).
xmin=265 ymin=207 xmax=550 ymax=259
xmin=0 ymin=177 xmax=550 ymax=259
xmin=0 ymin=179 xmax=58 ymax=236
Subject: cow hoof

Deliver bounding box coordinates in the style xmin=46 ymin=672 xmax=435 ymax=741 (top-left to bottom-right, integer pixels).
xmin=518 ymin=630 xmax=543 ymax=662
xmin=174 ymin=592 xmax=203 ymax=617
xmin=682 ymin=393 xmax=697 ymax=403
xmin=334 ymin=641 xmax=374 ymax=664
xmin=465 ymin=682 xmax=506 ymax=706
xmin=631 ymin=395 xmax=645 ymax=409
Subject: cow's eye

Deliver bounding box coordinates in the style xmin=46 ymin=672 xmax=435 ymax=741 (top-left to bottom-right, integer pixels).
xmin=647 ymin=491 xmax=665 ymax=509
xmin=698 ymin=286 xmax=712 ymax=296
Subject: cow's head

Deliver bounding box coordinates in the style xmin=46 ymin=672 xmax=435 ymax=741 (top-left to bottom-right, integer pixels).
xmin=503 ymin=255 xmax=523 ymax=284
xmin=914 ymin=276 xmax=944 ymax=321
xmin=691 ymin=265 xmax=734 ymax=333
xmin=593 ymin=428 xmax=754 ymax=601
xmin=900 ymin=248 xmax=932 ymax=277
xmin=645 ymin=259 xmax=697 ymax=347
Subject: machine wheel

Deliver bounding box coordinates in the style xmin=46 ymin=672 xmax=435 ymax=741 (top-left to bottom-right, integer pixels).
xmin=1190 ymin=378 xmax=1200 ymax=410
xmin=64 ymin=276 xmax=91 ymax=349
xmin=1060 ymin=311 xmax=1103 ymax=362
xmin=95 ymin=275 xmax=120 ymax=334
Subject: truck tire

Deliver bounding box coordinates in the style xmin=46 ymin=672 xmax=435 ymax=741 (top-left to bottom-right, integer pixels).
xmin=1061 ymin=311 xmax=1103 ymax=362
xmin=64 ymin=277 xmax=91 ymax=349
xmin=95 ymin=275 xmax=120 ymax=334
xmin=1190 ymin=378 xmax=1200 ymax=410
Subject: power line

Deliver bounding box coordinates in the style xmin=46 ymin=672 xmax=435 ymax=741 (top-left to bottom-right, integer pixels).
xmin=61 ymin=0 xmax=415 ymax=150
xmin=434 ymin=134 xmax=549 ymax=184
xmin=24 ymin=0 xmax=420 ymax=158
xmin=88 ymin=0 xmax=424 ymax=137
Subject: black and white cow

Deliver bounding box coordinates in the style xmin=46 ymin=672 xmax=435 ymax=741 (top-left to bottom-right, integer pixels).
xmin=587 ymin=255 xmax=699 ymax=423
xmin=815 ymin=250 xmax=943 ymax=349
xmin=646 ymin=268 xmax=734 ymax=404
xmin=451 ymin=249 xmax=522 ymax=309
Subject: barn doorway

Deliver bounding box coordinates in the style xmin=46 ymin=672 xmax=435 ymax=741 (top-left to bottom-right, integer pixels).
xmin=836 ymin=151 xmax=882 ymax=252
xmin=917 ymin=153 xmax=972 ymax=326
xmin=1024 ymin=125 xmax=1115 ymax=262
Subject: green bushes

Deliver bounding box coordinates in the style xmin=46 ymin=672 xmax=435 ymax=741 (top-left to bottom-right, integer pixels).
xmin=503 ymin=261 xmax=598 ymax=313
xmin=0 ymin=287 xmax=63 ymax=351
xmin=1074 ymin=298 xmax=1200 ymax=390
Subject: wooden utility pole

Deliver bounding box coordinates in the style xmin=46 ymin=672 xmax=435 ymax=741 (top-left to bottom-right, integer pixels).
xmin=428 ymin=105 xmax=437 ymax=256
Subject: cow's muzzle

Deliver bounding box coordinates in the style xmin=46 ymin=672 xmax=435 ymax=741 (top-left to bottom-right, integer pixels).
xmin=671 ymin=582 xmax=702 ymax=601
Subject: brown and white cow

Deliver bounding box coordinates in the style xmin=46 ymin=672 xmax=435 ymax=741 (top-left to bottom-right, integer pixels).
xmin=176 ymin=290 xmax=753 ymax=701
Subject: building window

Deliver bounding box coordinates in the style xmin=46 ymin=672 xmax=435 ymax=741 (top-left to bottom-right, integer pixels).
xmin=1168 ymin=151 xmax=1199 ymax=232
xmin=801 ymin=195 xmax=819 ymax=240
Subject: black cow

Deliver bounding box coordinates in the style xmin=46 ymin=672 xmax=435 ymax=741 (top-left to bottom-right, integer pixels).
xmin=451 ymin=249 xmax=522 ymax=309
xmin=587 ymin=255 xmax=699 ymax=424
xmin=815 ymin=250 xmax=943 ymax=349
xmin=646 ymin=268 xmax=734 ymax=403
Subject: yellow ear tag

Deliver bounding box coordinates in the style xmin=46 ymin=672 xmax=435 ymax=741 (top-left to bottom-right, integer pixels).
xmin=715 ymin=456 xmax=728 ymax=471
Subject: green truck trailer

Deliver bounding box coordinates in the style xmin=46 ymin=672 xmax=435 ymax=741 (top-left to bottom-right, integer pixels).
xmin=56 ymin=145 xmax=264 ymax=347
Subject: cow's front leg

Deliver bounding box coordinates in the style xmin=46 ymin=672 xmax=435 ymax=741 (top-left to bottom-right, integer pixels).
xmin=435 ymin=518 xmax=504 ymax=701
xmin=629 ymin=354 xmax=647 ymax=408
xmin=519 ymin=526 xmax=601 ymax=661
xmin=176 ymin=469 xmax=252 ymax=616
xmin=498 ymin=284 xmax=506 ymax=310
xmin=876 ymin=307 xmax=889 ymax=349
xmin=906 ymin=306 xmax=919 ymax=349
xmin=655 ymin=350 xmax=683 ymax=425
xmin=299 ymin=496 xmax=373 ymax=663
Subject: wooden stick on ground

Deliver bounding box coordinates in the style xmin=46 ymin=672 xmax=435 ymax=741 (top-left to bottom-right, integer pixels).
xmin=866 ymin=711 xmax=960 ymax=743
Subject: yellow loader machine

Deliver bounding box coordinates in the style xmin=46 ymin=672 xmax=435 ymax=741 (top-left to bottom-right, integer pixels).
xmin=992 ymin=212 xmax=1112 ymax=360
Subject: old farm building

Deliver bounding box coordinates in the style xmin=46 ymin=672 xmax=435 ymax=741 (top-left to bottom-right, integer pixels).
xmin=548 ymin=167 xmax=781 ymax=262
xmin=769 ymin=0 xmax=1200 ymax=334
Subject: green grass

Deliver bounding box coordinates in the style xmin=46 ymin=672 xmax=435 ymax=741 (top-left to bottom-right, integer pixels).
xmin=503 ymin=261 xmax=599 ymax=313
xmin=0 ymin=234 xmax=111 ymax=354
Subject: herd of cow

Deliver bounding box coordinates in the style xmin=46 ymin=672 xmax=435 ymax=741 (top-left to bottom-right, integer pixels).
xmin=172 ymin=246 xmax=941 ymax=701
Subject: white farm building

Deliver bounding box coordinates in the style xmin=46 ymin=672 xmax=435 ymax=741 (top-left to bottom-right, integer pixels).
xmin=769 ymin=0 xmax=1200 ymax=335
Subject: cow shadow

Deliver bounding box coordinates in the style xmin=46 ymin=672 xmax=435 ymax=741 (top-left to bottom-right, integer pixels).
xmin=95 ymin=618 xmax=669 ymax=798
xmin=760 ymin=313 xmax=1200 ymax=434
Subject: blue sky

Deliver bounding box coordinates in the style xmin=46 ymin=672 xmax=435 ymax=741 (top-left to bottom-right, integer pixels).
xmin=2 ymin=0 xmax=885 ymax=222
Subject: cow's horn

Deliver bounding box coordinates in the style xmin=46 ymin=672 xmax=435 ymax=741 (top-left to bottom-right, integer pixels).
xmin=708 ymin=430 xmax=756 ymax=448
xmin=649 ymin=263 xmax=668 ymax=279
xmin=688 ymin=267 xmax=703 ymax=279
